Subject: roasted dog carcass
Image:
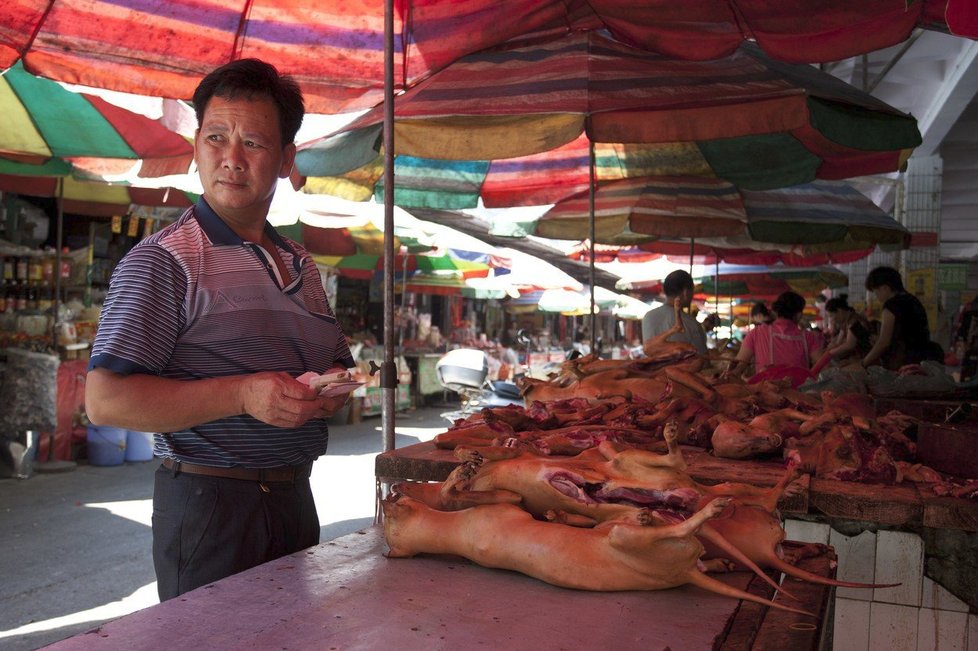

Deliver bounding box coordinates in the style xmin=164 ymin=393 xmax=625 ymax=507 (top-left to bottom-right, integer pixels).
xmin=386 ymin=422 xmax=892 ymax=613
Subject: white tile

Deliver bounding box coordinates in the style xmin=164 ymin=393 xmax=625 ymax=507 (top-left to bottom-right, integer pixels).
xmin=969 ymin=613 xmax=978 ymax=651
xmin=917 ymin=608 xmax=969 ymax=651
xmin=870 ymin=602 xmax=919 ymax=651
xmin=834 ymin=597 xmax=871 ymax=651
xmin=784 ymin=518 xmax=831 ymax=544
xmin=874 ymin=530 xmax=924 ymax=606
xmin=921 ymin=577 xmax=970 ymax=613
xmin=830 ymin=529 xmax=878 ymax=602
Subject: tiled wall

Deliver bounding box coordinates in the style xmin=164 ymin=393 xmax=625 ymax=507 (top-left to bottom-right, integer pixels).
xmin=784 ymin=519 xmax=977 ymax=651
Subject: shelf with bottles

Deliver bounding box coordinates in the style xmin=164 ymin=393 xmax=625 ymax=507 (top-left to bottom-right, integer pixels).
xmin=0 ymin=248 xmax=64 ymax=317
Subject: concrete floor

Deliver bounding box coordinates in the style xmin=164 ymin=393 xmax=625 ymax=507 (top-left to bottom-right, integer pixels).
xmin=0 ymin=406 xmax=451 ymax=651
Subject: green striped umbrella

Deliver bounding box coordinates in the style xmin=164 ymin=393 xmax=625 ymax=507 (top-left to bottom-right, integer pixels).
xmin=298 ymin=30 xmax=921 ymax=210
xmin=0 ymin=62 xmax=192 ymax=176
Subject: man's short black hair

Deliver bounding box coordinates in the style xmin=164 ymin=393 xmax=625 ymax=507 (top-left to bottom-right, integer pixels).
xmin=193 ymin=58 xmax=304 ymax=146
xmin=865 ymin=266 xmax=905 ymax=293
xmin=750 ymin=302 xmax=771 ymax=318
xmin=771 ymin=291 xmax=806 ymax=319
xmin=662 ymin=269 xmax=694 ymax=297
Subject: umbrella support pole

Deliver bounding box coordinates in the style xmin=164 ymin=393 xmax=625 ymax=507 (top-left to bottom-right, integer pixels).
xmin=715 ymin=259 xmax=720 ymax=323
xmin=376 ymin=0 xmax=396 ymax=524
xmin=588 ymin=139 xmax=597 ymax=354
xmin=52 ymin=179 xmax=63 ymax=351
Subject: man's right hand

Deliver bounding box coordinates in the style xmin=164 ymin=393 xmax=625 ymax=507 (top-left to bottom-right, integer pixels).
xmin=238 ymin=371 xmax=326 ymax=428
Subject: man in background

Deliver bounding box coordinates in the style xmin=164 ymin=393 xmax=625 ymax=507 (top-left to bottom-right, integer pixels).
xmin=641 ymin=269 xmax=708 ymax=355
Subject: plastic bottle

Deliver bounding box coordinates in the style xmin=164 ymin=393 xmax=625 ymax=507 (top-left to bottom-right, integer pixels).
xmin=41 ymin=252 xmax=55 ymax=286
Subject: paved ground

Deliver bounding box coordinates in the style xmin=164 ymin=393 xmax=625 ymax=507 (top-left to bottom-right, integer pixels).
xmin=0 ymin=406 xmax=451 ymax=651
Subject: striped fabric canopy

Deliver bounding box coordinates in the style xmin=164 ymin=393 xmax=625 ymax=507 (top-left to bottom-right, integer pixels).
xmin=0 ymin=1 xmax=565 ymax=113
xmin=618 ymin=263 xmax=850 ymax=299
xmin=740 ymin=181 xmax=912 ymax=247
xmin=0 ymin=62 xmax=193 ymax=175
xmin=312 ymin=251 xmax=495 ymax=281
xmin=0 ymin=172 xmax=195 ymax=217
xmin=694 ymin=265 xmax=851 ymax=299
xmin=532 ymin=176 xmax=748 ymax=244
xmin=555 ymin=180 xmax=910 ymax=265
xmin=623 ymin=240 xmax=876 ymax=269
xmin=299 ymin=204 xmax=511 ymax=282
xmin=1 ymin=1 xmax=973 ymax=113
xmin=507 ymin=286 xmax=625 ymax=316
xmin=299 ymin=219 xmax=434 ymax=257
xmin=298 ymin=30 xmax=921 ymax=208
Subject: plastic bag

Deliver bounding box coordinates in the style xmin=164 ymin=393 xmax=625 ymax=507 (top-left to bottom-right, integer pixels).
xmin=0 ymin=348 xmax=59 ymax=432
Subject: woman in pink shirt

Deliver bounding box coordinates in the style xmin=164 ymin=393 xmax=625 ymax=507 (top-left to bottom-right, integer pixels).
xmin=729 ymin=291 xmax=824 ymax=378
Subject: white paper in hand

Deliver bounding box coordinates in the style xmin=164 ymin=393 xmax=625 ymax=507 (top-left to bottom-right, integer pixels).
xmin=317 ymin=381 xmax=364 ymax=397
xmin=296 ymin=370 xmax=362 ymax=397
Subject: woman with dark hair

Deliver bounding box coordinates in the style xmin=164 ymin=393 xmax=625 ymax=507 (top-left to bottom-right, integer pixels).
xmin=728 ymin=290 xmax=823 ymax=378
xmin=824 ymin=294 xmax=873 ymax=363
xmin=861 ymin=266 xmax=942 ymax=370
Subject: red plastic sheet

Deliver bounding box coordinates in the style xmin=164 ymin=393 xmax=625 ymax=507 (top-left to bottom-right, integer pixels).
xmin=37 ymin=359 xmax=87 ymax=462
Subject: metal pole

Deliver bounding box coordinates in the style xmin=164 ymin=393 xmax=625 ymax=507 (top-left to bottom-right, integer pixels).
xmin=52 ymin=179 xmax=63 ymax=351
xmin=588 ymin=139 xmax=596 ymax=355
xmin=381 ymin=0 xmax=396 ymax=453
xmin=398 ymin=254 xmax=407 ymax=352
xmin=715 ymin=258 xmax=720 ymax=324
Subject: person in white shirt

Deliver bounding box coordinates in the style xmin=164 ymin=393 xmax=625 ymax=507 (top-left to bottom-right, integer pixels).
xmin=641 ymin=269 xmax=708 ymax=356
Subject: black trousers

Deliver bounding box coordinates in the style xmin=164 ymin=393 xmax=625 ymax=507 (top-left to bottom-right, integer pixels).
xmin=152 ymin=465 xmax=320 ymax=601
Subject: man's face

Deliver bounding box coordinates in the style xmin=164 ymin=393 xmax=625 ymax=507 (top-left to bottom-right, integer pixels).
xmin=194 ymin=95 xmax=295 ymax=222
xmin=679 ymin=287 xmax=693 ymax=308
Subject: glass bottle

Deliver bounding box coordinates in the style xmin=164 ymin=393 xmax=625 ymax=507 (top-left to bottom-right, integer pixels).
xmin=42 ymin=252 xmax=55 ymax=286
xmin=16 ymin=256 xmax=28 ymax=282
xmin=14 ymin=281 xmax=27 ymax=312
xmin=60 ymin=247 xmax=72 ymax=282
xmin=38 ymin=285 xmax=54 ymax=313
xmin=2 ymin=256 xmax=14 ymax=284
xmin=26 ymin=282 xmax=38 ymax=311
xmin=28 ymin=255 xmax=43 ymax=284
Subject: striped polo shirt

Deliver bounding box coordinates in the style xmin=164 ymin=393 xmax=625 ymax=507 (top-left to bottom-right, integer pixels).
xmin=89 ymin=198 xmax=354 ymax=468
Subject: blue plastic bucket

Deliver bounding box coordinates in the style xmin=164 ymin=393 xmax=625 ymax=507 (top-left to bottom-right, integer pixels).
xmin=86 ymin=426 xmax=127 ymax=466
xmin=125 ymin=430 xmax=155 ymax=462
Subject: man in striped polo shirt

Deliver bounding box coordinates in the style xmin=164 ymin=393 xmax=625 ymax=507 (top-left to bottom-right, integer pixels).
xmin=86 ymin=59 xmax=354 ymax=600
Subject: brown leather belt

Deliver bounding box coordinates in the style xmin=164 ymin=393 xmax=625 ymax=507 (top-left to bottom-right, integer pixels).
xmin=162 ymin=457 xmax=312 ymax=483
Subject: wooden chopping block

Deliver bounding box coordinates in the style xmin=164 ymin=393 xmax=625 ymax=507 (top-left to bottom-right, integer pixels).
xmin=917 ymin=423 xmax=978 ymax=479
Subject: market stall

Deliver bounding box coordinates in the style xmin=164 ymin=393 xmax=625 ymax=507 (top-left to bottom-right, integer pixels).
xmin=41 ymin=526 xmax=835 ymax=651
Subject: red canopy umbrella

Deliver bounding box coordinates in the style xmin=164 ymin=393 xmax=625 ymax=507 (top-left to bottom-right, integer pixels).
xmin=298 ymin=30 xmax=922 ymax=207
xmin=0 ymin=172 xmax=195 ymax=216
xmin=581 ymin=0 xmax=978 ymax=62
xmin=530 ymin=175 xmax=748 ymax=244
xmin=0 ymin=61 xmax=194 ymax=176
xmin=2 ymin=0 xmax=975 ymax=113
xmin=557 ymin=180 xmax=911 ymax=266
xmin=618 ymin=263 xmax=850 ymax=300
xmin=0 ymin=1 xmax=566 ymax=113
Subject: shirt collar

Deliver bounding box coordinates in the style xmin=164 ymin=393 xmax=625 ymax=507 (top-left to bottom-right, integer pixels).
xmin=773 ymin=317 xmax=800 ymax=331
xmin=194 ymin=196 xmax=295 ymax=255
